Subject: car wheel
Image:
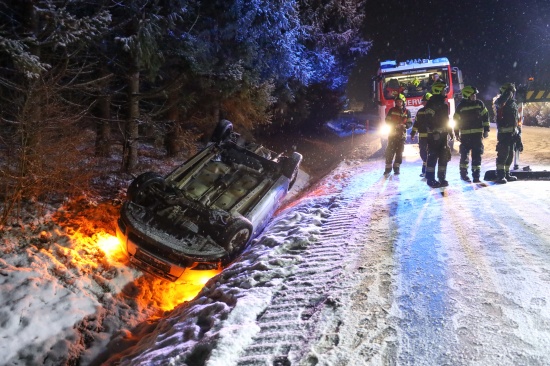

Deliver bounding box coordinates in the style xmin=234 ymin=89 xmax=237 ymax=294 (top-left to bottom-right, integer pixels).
xmin=127 ymin=172 xmax=165 ymax=203
xmin=220 ymin=218 xmax=253 ymax=255
xmin=210 ymin=119 xmax=233 ymax=144
xmin=281 ymin=152 xmax=303 ymax=190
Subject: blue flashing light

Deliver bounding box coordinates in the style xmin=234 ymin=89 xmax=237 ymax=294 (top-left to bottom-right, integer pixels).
xmin=380 ymin=60 xmax=397 ymax=69
xmin=379 ymin=57 xmax=451 ymax=71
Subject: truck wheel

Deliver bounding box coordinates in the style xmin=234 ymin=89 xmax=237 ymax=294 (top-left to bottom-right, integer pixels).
xmin=210 ymin=119 xmax=233 ymax=144
xmin=220 ymin=218 xmax=253 ymax=255
xmin=127 ymin=172 xmax=165 ymax=203
xmin=281 ymin=152 xmax=303 ymax=190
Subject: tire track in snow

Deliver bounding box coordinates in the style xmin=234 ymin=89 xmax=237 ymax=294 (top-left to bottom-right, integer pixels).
xmin=236 ymin=161 xmax=389 ymax=366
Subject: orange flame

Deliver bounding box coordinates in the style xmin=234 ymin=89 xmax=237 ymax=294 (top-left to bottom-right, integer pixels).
xmin=51 ymin=200 xmax=220 ymax=312
xmin=145 ymin=268 xmax=222 ymax=311
xmin=95 ymin=232 xmax=127 ymax=262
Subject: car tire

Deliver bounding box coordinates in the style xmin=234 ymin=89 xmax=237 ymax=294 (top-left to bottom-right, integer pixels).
xmin=210 ymin=119 xmax=233 ymax=144
xmin=220 ymin=217 xmax=253 ymax=255
xmin=281 ymin=152 xmax=303 ymax=190
xmin=127 ymin=172 xmax=165 ymax=203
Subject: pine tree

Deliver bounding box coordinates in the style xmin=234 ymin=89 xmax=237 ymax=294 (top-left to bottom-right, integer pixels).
xmin=0 ymin=0 xmax=110 ymax=223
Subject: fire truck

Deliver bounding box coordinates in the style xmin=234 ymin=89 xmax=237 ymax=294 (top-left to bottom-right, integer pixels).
xmin=372 ymin=57 xmax=464 ymax=146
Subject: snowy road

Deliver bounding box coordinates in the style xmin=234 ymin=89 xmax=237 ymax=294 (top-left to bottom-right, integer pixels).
xmin=3 ymin=126 xmax=550 ymax=366
xmin=105 ymin=125 xmax=550 ymax=366
xmin=303 ymin=160 xmax=550 ymax=365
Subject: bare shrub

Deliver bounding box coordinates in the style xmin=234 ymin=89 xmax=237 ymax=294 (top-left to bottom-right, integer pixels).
xmin=0 ymin=82 xmax=95 ymax=225
xmin=523 ymin=102 xmax=550 ymax=127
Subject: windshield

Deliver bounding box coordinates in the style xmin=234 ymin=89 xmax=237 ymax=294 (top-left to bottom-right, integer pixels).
xmin=382 ymin=69 xmax=449 ymax=100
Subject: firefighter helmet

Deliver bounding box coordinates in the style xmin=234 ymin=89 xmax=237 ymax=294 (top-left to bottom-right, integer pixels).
xmin=422 ymin=92 xmax=432 ymax=101
xmin=499 ymin=82 xmax=516 ymax=94
xmin=431 ymin=81 xmax=447 ymax=94
xmin=395 ymin=93 xmax=406 ymax=104
xmin=461 ymin=85 xmax=479 ymax=98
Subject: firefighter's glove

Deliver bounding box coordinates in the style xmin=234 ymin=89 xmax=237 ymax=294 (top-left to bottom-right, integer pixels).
xmin=483 ymin=131 xmax=489 ymax=138
xmin=516 ymin=138 xmax=524 ymax=152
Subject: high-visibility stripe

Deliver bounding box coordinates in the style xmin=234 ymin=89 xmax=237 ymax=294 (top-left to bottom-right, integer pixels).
xmin=460 ymin=105 xmax=480 ymax=112
xmin=460 ymin=128 xmax=484 ymax=134
xmin=418 ymin=133 xmax=428 ymax=137
xmin=498 ymin=126 xmax=515 ymax=133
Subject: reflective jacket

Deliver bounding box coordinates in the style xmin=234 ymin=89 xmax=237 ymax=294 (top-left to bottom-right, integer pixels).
xmin=425 ymin=94 xmax=450 ymax=132
xmin=412 ymin=106 xmax=430 ymax=138
xmin=385 ymin=106 xmax=412 ymax=139
xmin=453 ymin=99 xmax=490 ymax=137
xmin=494 ymin=91 xmax=519 ymax=134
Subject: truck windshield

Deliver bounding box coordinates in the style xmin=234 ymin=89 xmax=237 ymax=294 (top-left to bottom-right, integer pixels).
xmin=383 ymin=70 xmax=449 ymax=100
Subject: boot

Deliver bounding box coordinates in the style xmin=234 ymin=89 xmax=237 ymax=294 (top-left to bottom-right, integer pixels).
xmin=426 ymin=171 xmax=440 ymax=188
xmin=460 ymin=169 xmax=471 ymax=182
xmin=495 ymin=170 xmax=507 ymax=184
xmin=438 ymin=171 xmax=449 ymax=187
xmin=420 ymin=164 xmax=426 ymax=177
xmin=393 ymin=164 xmax=400 ymax=174
xmin=505 ymin=172 xmax=517 ymax=181
xmin=383 ymin=164 xmax=392 ymax=175
xmin=472 ymin=171 xmax=481 ymax=183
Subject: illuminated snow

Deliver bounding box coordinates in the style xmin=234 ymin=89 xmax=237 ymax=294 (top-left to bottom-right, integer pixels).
xmin=1 ymin=125 xmax=550 ymax=365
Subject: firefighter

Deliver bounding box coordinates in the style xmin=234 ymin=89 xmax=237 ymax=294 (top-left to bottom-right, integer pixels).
xmin=384 ymin=93 xmax=412 ymax=175
xmin=493 ymin=82 xmax=520 ymax=184
xmin=410 ymin=92 xmax=432 ymax=177
xmin=453 ymin=86 xmax=490 ymax=183
xmin=425 ymin=81 xmax=452 ymax=188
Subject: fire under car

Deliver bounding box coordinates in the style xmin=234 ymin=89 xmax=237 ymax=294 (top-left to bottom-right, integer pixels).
xmin=116 ymin=119 xmax=302 ymax=281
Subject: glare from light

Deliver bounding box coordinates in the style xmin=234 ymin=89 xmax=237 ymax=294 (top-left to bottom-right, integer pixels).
xmin=379 ymin=123 xmax=390 ymax=136
xmin=403 ymin=143 xmax=419 ymax=158
xmin=449 ymin=118 xmax=456 ymax=129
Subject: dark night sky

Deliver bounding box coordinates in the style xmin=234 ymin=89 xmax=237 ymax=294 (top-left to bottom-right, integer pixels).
xmin=348 ymin=0 xmax=550 ymax=103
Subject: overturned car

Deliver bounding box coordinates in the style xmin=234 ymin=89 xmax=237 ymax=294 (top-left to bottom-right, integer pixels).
xmin=116 ymin=120 xmax=302 ymax=281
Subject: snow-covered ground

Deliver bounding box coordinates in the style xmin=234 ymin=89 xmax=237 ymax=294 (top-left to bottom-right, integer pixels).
xmin=2 ymin=125 xmax=550 ymax=366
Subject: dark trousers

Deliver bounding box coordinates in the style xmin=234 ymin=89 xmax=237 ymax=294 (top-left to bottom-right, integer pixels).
xmin=419 ymin=137 xmax=428 ymax=172
xmin=385 ymin=136 xmax=405 ymax=168
xmin=426 ymin=134 xmax=450 ymax=181
xmin=496 ymin=133 xmax=515 ymax=175
xmin=459 ymin=134 xmax=484 ymax=177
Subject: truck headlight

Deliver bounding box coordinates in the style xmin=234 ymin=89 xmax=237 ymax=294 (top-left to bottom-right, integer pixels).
xmin=448 ymin=118 xmax=456 ymax=129
xmin=380 ymin=123 xmax=390 ymax=136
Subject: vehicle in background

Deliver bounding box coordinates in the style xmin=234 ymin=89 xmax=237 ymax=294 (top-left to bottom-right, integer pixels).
xmin=373 ymin=57 xmax=464 ymax=147
xmin=116 ymin=120 xmax=302 ymax=281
